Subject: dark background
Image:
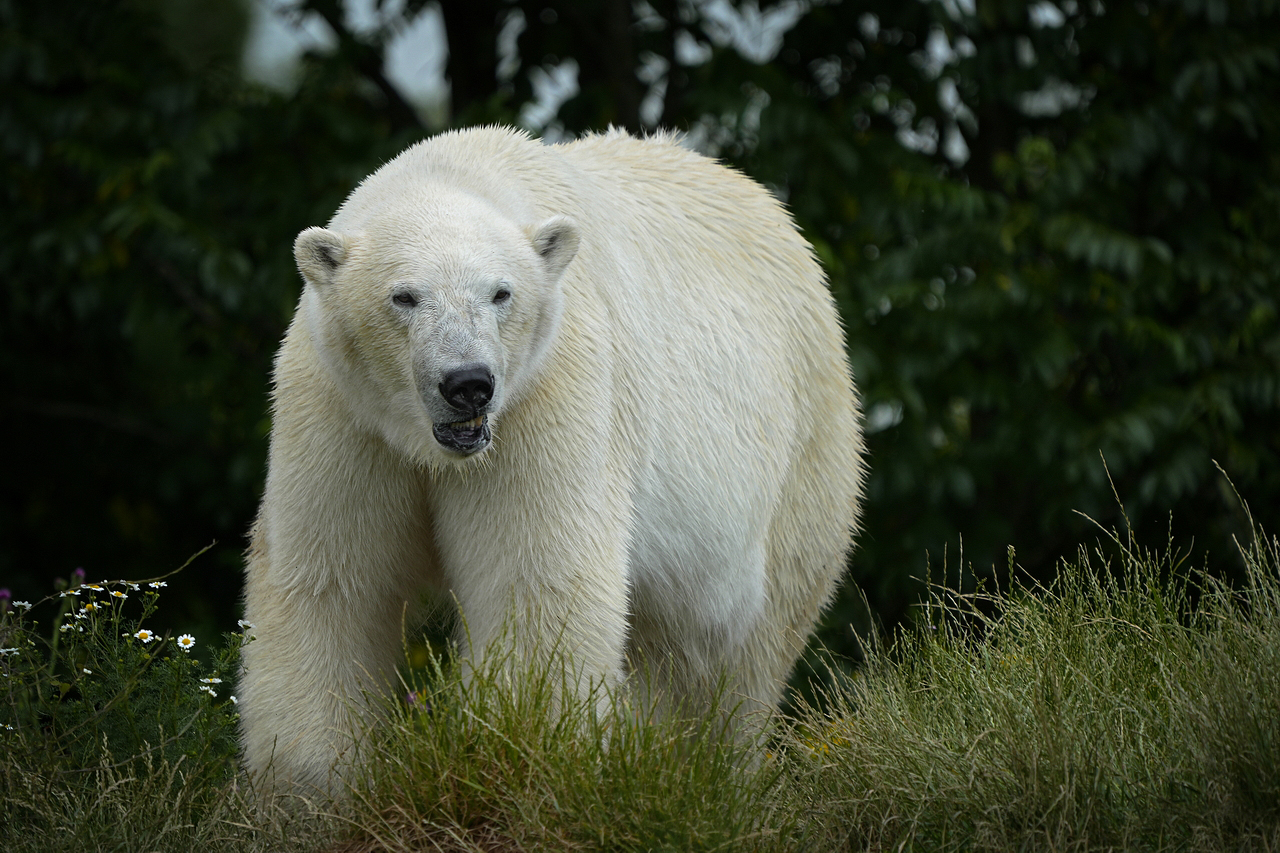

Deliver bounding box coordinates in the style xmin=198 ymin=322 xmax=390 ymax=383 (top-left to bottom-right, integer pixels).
xmin=3 ymin=0 xmax=1278 ymax=662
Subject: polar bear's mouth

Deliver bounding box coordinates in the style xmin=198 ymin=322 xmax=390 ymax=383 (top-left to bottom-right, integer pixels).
xmin=432 ymin=414 xmax=491 ymax=454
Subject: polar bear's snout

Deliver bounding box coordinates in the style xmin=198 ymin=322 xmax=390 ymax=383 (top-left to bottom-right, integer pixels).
xmin=432 ymin=363 xmax=495 ymax=453
xmin=439 ymin=364 xmax=494 ymax=413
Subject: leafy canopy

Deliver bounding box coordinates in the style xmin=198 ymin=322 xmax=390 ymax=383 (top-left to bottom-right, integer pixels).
xmin=2 ymin=0 xmax=1277 ymax=648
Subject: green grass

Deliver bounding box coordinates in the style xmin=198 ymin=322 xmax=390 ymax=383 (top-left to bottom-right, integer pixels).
xmin=335 ymin=650 xmax=793 ymax=852
xmin=784 ymin=523 xmax=1280 ymax=851
xmin=3 ymin=521 xmax=1278 ymax=852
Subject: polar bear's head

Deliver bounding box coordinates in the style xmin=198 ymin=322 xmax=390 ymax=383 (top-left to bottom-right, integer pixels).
xmin=293 ymin=188 xmax=579 ymax=464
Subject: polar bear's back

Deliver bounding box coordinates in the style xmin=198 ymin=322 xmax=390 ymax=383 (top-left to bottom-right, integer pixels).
xmin=559 ymin=130 xmax=829 ymax=311
xmin=357 ymin=128 xmax=837 ymax=343
xmin=555 ymin=130 xmax=853 ymax=443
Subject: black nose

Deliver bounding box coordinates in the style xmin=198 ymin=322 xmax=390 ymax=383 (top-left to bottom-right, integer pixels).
xmin=439 ymin=365 xmax=493 ymax=413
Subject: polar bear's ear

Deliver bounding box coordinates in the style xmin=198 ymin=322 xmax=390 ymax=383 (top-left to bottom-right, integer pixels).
xmin=294 ymin=227 xmax=348 ymax=288
xmin=528 ymin=216 xmax=580 ymax=280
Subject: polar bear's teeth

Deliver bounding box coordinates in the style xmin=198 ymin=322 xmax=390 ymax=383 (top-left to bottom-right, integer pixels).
xmin=451 ymin=415 xmax=486 ymax=429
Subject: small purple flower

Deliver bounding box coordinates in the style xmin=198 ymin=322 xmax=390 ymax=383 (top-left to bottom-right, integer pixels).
xmin=71 ymin=568 xmax=86 ymax=585
xmin=405 ymin=690 xmax=432 ymax=714
xmin=0 ymin=589 xmax=10 ymax=612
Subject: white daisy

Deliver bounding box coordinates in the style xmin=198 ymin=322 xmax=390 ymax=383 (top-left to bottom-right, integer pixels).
xmin=133 ymin=629 xmax=156 ymax=644
xmin=176 ymin=634 xmax=195 ymax=652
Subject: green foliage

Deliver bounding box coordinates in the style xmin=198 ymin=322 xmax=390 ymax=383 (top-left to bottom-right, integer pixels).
xmin=4 ymin=0 xmax=1279 ymax=671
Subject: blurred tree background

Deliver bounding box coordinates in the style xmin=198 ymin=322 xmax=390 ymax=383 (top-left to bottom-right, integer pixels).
xmin=2 ymin=0 xmax=1278 ymax=658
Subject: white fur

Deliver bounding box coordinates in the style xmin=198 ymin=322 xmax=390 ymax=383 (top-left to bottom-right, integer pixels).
xmin=239 ymin=127 xmax=865 ymax=793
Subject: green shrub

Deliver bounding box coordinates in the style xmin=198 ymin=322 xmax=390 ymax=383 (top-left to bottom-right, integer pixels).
xmin=1 ymin=567 xmax=241 ymax=770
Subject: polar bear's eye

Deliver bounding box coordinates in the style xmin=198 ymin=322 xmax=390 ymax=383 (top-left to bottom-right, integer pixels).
xmin=392 ymin=291 xmax=418 ymax=308
xmin=493 ymin=288 xmax=512 ymax=305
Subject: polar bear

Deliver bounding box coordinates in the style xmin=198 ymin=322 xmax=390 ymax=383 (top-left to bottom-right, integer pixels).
xmin=239 ymin=126 xmax=864 ymax=793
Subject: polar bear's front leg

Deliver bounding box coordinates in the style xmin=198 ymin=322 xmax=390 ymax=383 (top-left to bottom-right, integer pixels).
xmin=239 ymin=395 xmax=436 ymax=795
xmin=429 ymin=448 xmax=632 ymax=709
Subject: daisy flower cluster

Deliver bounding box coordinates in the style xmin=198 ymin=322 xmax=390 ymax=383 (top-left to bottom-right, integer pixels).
xmin=0 ymin=645 xmax=22 ymax=681
xmin=55 ymin=577 xmax=152 ymax=634
xmin=0 ymin=565 xmax=248 ymax=787
xmin=23 ymin=573 xmax=239 ymax=705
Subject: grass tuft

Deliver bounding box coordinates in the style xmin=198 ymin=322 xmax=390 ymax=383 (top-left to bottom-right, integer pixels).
xmin=332 ymin=645 xmax=795 ymax=852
